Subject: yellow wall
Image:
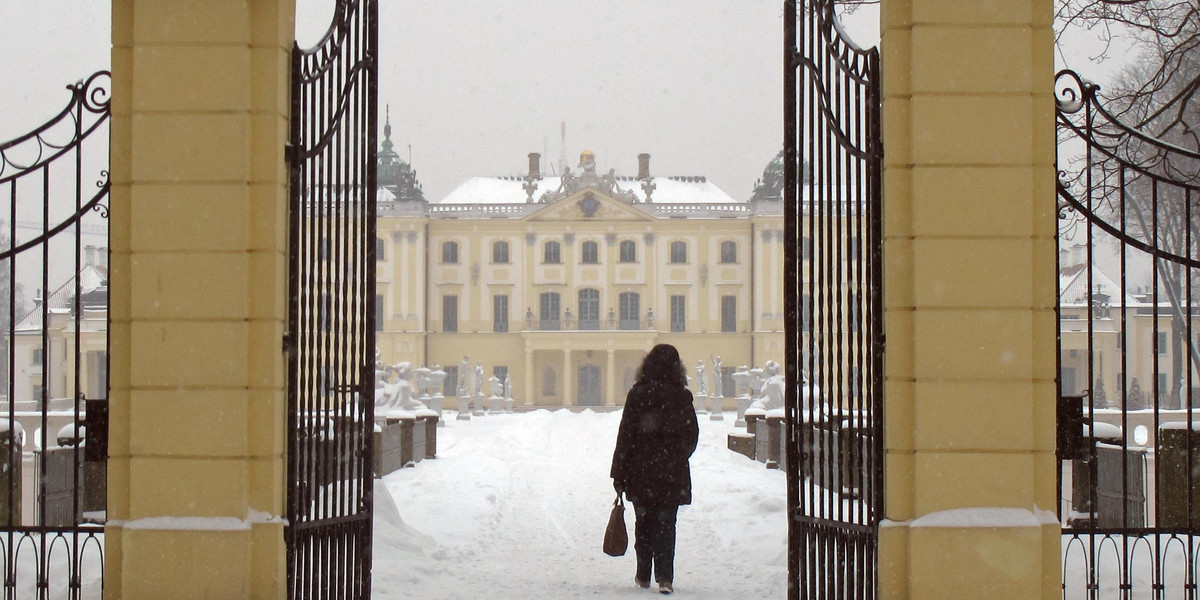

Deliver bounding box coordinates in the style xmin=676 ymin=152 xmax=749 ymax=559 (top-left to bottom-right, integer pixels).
xmin=879 ymin=0 xmax=1060 ymax=598
xmin=108 ymin=1 xmax=292 ymax=597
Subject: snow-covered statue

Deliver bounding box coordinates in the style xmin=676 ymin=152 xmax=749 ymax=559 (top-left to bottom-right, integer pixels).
xmin=504 ymin=373 xmax=513 ymax=411
xmin=428 ymin=364 xmax=447 ymax=399
xmin=475 ymin=362 xmax=485 ymax=396
xmin=374 ymin=348 xmax=389 ymax=401
xmin=712 ymin=356 xmax=724 ymax=398
xmin=755 ymin=360 xmax=785 ymax=412
xmin=489 ymin=375 xmax=504 ymax=398
xmin=414 ymin=366 xmax=432 ymax=401
xmin=393 ymin=362 xmax=426 ymax=411
xmin=695 ymin=360 xmax=707 ymax=397
xmin=748 ymin=367 xmax=766 ymax=403
xmin=457 ymin=355 xmax=470 ymax=397
xmin=732 ymin=366 xmax=752 ymax=398
xmin=428 ymin=364 xmax=447 ymax=424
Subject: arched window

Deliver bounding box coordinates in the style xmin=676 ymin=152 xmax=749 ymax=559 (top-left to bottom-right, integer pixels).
xmin=442 ymin=240 xmax=459 ymax=264
xmin=578 ymin=288 xmax=600 ymax=330
xmin=619 ymin=240 xmax=636 ymax=263
xmin=542 ymin=367 xmax=557 ymax=397
xmin=544 ymin=240 xmax=561 ymax=264
xmin=618 ymin=292 xmax=640 ymax=330
xmin=581 ymin=240 xmax=599 ymax=264
xmin=539 ymin=292 xmax=561 ymax=330
xmin=720 ymin=240 xmax=737 ymax=264
xmin=669 ymin=241 xmax=687 ymax=264
xmin=492 ymin=240 xmax=510 ymax=264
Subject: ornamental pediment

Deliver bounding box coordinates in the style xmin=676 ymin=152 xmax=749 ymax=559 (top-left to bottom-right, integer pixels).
xmin=524 ymin=189 xmax=654 ymax=222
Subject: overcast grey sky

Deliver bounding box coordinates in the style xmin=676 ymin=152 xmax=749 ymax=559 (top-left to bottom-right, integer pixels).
xmin=3 ymin=1 xmax=1131 ymax=202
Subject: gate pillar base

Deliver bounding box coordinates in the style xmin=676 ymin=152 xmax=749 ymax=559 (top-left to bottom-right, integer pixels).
xmin=880 ymin=517 xmax=1059 ymax=600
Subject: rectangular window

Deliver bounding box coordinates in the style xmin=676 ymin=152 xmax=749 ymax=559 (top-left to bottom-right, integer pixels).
xmin=619 ymin=240 xmax=636 ymax=263
xmin=670 ymin=241 xmax=687 ymax=264
xmin=375 ymin=295 xmax=384 ymax=332
xmin=1159 ymin=373 xmax=1169 ymax=397
xmin=493 ymin=241 xmax=509 ymax=264
xmin=443 ymin=295 xmax=458 ymax=333
xmin=670 ymin=295 xmax=685 ymax=332
xmin=720 ymin=241 xmax=737 ymax=264
xmin=493 ymin=366 xmax=508 ymax=386
xmin=33 ymin=384 xmax=43 ymax=404
xmin=721 ymin=296 xmax=737 ymax=333
xmin=493 ymin=295 xmax=509 ymax=333
xmin=319 ymin=238 xmax=330 ymax=260
xmin=1157 ymin=331 xmax=1168 ymax=355
xmin=619 ymin=292 xmax=640 ymax=330
xmin=443 ymin=367 xmax=458 ymax=397
xmin=442 ymin=241 xmax=458 ymax=264
xmin=376 ymin=238 xmax=385 ymax=261
xmin=88 ymin=350 xmax=107 ymax=400
xmin=581 ymin=241 xmax=599 ymax=264
xmin=32 ymin=348 xmax=42 ymax=367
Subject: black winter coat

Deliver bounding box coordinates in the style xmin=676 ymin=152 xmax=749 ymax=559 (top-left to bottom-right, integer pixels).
xmin=610 ymin=381 xmax=700 ymax=506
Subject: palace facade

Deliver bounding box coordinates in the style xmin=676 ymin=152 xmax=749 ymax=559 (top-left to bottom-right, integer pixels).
xmin=374 ymin=124 xmax=785 ymax=407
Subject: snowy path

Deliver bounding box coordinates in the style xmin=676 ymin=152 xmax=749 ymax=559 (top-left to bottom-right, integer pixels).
xmin=373 ymin=409 xmax=788 ymax=599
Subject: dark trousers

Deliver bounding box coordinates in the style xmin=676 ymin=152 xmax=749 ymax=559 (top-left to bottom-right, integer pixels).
xmin=633 ymin=504 xmax=679 ymax=584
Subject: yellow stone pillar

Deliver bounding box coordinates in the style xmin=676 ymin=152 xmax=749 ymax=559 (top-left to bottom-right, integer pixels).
xmin=108 ymin=1 xmax=293 ymax=598
xmin=562 ymin=349 xmax=574 ymax=406
xmin=606 ymin=348 xmax=616 ymax=406
xmin=524 ymin=345 xmax=535 ymax=406
xmin=879 ymin=0 xmax=1059 ymax=598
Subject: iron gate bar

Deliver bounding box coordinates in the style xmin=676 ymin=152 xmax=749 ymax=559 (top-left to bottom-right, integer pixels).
xmin=1056 ymin=68 xmax=1200 ymax=598
xmin=785 ymin=1 xmax=882 ymax=599
xmin=286 ymin=1 xmax=377 ymax=599
xmin=0 ymin=70 xmax=110 ymax=600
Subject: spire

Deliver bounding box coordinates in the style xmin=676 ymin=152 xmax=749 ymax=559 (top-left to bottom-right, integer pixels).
xmin=381 ymin=105 xmax=394 ymax=154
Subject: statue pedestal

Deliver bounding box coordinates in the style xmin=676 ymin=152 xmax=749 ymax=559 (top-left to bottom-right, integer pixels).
xmin=735 ymin=394 xmax=751 ymax=427
xmin=472 ymin=393 xmax=485 ymax=417
xmin=457 ymin=395 xmax=471 ymax=421
xmin=431 ymin=394 xmax=445 ymax=426
xmin=487 ymin=394 xmax=503 ymax=414
xmin=709 ymin=395 xmax=725 ymax=421
xmin=695 ymin=394 xmax=708 ymax=414
xmin=504 ymin=398 xmax=514 ymax=412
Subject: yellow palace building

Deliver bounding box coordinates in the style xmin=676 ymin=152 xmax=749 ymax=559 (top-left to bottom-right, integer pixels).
xmin=374 ymin=121 xmax=785 ymax=407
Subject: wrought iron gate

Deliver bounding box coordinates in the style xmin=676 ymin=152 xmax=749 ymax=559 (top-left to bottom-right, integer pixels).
xmin=0 ymin=72 xmax=110 ymax=599
xmin=286 ymin=1 xmax=378 ymax=598
xmin=1056 ymin=69 xmax=1200 ymax=598
xmin=784 ymin=1 xmax=883 ymax=599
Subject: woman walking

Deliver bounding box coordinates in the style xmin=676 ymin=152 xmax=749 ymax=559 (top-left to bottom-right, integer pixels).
xmin=610 ymin=344 xmax=699 ymax=595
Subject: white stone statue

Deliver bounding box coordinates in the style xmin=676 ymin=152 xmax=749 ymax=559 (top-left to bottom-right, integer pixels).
xmin=428 ymin=364 xmax=447 ymax=425
xmin=712 ymin=356 xmax=724 ymax=398
xmin=695 ymin=359 xmax=707 ymax=397
xmin=472 ymin=361 xmax=486 ymax=416
xmin=457 ymin=355 xmax=470 ymax=397
xmin=756 ymin=360 xmax=785 ymax=412
xmin=504 ymin=374 xmax=513 ymax=411
xmin=393 ymin=362 xmax=426 ymax=411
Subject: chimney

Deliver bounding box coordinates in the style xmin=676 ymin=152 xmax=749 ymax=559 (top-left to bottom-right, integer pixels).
xmin=637 ymin=153 xmax=651 ymax=180
xmin=99 ymin=247 xmax=108 ymax=269
xmin=527 ymin=152 xmax=541 ymax=180
xmin=84 ymin=245 xmax=96 ymax=267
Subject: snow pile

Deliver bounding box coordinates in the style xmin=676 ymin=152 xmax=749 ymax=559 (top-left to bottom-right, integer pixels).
xmin=374 ymin=409 xmax=787 ymax=599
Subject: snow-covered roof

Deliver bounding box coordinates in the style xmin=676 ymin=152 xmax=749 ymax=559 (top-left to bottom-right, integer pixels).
xmin=14 ymin=263 xmax=108 ymax=332
xmin=437 ymin=175 xmax=738 ymax=205
xmin=1059 ymin=262 xmax=1140 ymax=308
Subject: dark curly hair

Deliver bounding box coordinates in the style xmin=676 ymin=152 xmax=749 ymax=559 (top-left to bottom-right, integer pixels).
xmin=635 ymin=343 xmax=687 ymax=387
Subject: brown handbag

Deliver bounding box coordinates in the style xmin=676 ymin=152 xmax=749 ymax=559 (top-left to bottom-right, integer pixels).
xmin=603 ymin=493 xmax=628 ymax=557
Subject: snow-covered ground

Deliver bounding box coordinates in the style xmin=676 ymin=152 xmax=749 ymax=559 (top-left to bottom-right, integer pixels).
xmin=373 ymin=409 xmax=787 ymax=599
